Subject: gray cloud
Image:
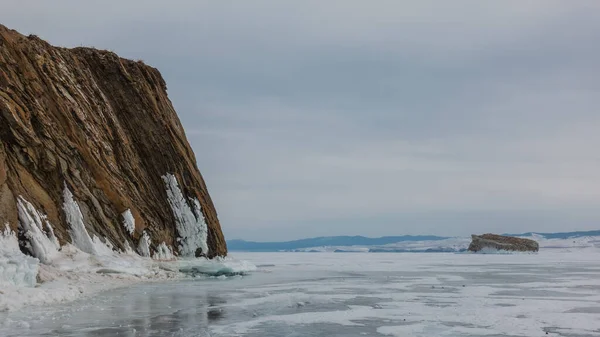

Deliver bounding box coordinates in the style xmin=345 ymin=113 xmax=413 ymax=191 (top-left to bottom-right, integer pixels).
xmin=2 ymin=1 xmax=599 ymax=240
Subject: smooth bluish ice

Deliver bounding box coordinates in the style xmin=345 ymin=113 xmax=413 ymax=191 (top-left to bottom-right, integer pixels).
xmin=2 ymin=252 xmax=600 ymax=337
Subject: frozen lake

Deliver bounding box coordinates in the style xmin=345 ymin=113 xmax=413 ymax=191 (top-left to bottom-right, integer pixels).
xmin=2 ymin=252 xmax=600 ymax=337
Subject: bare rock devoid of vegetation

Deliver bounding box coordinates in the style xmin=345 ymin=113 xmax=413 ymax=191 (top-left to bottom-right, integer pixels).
xmin=468 ymin=234 xmax=539 ymax=253
xmin=0 ymin=24 xmax=226 ymax=258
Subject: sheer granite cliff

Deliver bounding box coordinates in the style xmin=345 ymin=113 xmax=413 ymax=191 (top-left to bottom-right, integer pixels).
xmin=0 ymin=25 xmax=227 ymax=258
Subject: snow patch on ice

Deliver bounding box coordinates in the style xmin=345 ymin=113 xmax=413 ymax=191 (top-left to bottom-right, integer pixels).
xmin=0 ymin=224 xmax=39 ymax=288
xmin=16 ymin=196 xmax=60 ymax=264
xmin=377 ymin=324 xmax=496 ymax=337
xmin=137 ymin=231 xmax=151 ymax=257
xmin=62 ymin=185 xmax=97 ymax=255
xmin=121 ymin=209 xmax=135 ymax=236
xmin=0 ymin=243 xmax=172 ymax=312
xmin=153 ymin=242 xmax=174 ymax=261
xmin=162 ymin=173 xmax=209 ymax=257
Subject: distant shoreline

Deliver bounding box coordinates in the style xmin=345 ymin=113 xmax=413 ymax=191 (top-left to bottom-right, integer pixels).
xmin=228 ymin=230 xmax=600 ymax=252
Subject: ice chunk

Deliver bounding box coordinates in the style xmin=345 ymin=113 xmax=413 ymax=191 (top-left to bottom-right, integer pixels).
xmin=137 ymin=231 xmax=151 ymax=257
xmin=0 ymin=224 xmax=20 ymax=253
xmin=177 ymin=256 xmax=257 ymax=276
xmin=162 ymin=173 xmax=209 ymax=257
xmin=16 ymin=196 xmax=60 ymax=264
xmin=62 ymin=184 xmax=98 ymax=255
xmin=0 ymin=224 xmax=39 ymax=288
xmin=121 ymin=209 xmax=135 ymax=236
xmin=153 ymin=242 xmax=174 ymax=261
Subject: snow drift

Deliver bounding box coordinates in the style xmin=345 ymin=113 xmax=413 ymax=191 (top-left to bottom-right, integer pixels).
xmin=0 ymin=225 xmax=38 ymax=288
xmin=0 ymin=185 xmax=252 ymax=312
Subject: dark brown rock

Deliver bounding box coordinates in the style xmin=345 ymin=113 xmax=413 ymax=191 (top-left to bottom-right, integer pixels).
xmin=468 ymin=234 xmax=539 ymax=252
xmin=0 ymin=24 xmax=227 ymax=257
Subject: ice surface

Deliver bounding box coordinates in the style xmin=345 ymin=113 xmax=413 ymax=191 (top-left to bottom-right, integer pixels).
xmin=209 ymin=252 xmax=600 ymax=337
xmin=121 ymin=209 xmax=135 ymax=236
xmin=62 ymin=185 xmax=97 ymax=255
xmin=16 ymin=196 xmax=60 ymax=264
xmin=2 ymin=251 xmax=599 ymax=337
xmin=162 ymin=173 xmax=209 ymax=257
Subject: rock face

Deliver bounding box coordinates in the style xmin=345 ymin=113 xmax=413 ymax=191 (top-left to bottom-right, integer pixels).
xmin=468 ymin=234 xmax=539 ymax=253
xmin=0 ymin=25 xmax=227 ymax=258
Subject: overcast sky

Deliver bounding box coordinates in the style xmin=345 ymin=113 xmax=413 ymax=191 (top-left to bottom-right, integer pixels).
xmin=2 ymin=1 xmax=600 ymax=240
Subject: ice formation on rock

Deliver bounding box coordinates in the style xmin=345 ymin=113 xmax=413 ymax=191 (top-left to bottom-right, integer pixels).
xmin=137 ymin=231 xmax=151 ymax=257
xmin=91 ymin=235 xmax=116 ymax=256
xmin=153 ymin=242 xmax=175 ymax=261
xmin=0 ymin=224 xmax=39 ymax=288
xmin=62 ymin=184 xmax=98 ymax=255
xmin=16 ymin=196 xmax=60 ymax=264
xmin=123 ymin=240 xmax=134 ymax=254
xmin=162 ymin=173 xmax=209 ymax=257
xmin=121 ymin=210 xmax=135 ymax=236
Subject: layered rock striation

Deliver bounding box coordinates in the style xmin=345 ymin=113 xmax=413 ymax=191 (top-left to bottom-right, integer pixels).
xmin=468 ymin=234 xmax=539 ymax=253
xmin=0 ymin=25 xmax=226 ymax=259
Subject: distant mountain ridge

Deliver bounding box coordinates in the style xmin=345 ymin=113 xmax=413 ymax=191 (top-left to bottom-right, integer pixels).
xmin=228 ymin=230 xmax=600 ymax=252
xmin=227 ymin=235 xmax=447 ymax=252
xmin=503 ymin=230 xmax=600 ymax=240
